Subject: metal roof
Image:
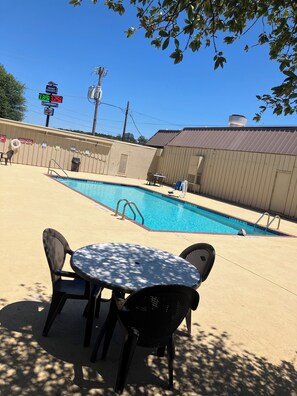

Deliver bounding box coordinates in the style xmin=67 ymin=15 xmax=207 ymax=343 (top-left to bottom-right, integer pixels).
xmin=165 ymin=127 xmax=297 ymax=155
xmin=146 ymin=129 xmax=181 ymax=148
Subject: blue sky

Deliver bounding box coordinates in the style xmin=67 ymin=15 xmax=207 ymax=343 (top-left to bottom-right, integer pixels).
xmin=1 ymin=0 xmax=296 ymax=139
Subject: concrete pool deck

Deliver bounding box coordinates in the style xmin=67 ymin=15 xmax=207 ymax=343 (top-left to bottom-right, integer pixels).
xmin=0 ymin=164 xmax=296 ymax=395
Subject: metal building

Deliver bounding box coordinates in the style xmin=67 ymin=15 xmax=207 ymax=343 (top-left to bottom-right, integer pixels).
xmin=147 ymin=126 xmax=297 ymax=219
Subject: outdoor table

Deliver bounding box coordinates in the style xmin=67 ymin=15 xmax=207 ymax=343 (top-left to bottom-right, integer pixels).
xmin=71 ymin=242 xmax=201 ymax=351
xmin=71 ymin=242 xmax=201 ymax=294
xmin=153 ymin=174 xmax=166 ymax=185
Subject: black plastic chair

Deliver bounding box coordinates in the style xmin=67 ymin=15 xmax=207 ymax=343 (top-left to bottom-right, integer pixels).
xmin=91 ymin=285 xmax=199 ymax=394
xmin=146 ymin=172 xmax=154 ymax=185
xmin=0 ymin=149 xmax=14 ymax=165
xmin=179 ymin=243 xmax=215 ymax=335
xmin=42 ymin=228 xmax=102 ymax=346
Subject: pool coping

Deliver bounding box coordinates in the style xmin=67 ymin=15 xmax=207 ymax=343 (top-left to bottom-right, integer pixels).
xmin=48 ymin=174 xmax=294 ymax=237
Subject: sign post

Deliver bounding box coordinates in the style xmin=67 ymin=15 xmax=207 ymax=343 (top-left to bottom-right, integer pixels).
xmin=38 ymin=81 xmax=63 ymax=127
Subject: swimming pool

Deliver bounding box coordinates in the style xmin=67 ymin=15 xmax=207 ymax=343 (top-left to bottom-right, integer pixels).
xmin=54 ymin=177 xmax=284 ymax=236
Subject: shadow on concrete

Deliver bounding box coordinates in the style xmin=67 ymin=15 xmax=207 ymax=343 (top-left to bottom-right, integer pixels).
xmin=0 ymin=284 xmax=296 ymax=395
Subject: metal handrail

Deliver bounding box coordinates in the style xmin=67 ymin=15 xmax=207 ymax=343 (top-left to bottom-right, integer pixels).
xmin=254 ymin=212 xmax=270 ymax=229
xmin=267 ymin=215 xmax=281 ymax=230
xmin=114 ymin=198 xmax=137 ymax=220
xmin=48 ymin=159 xmax=68 ymax=178
xmin=121 ymin=202 xmax=144 ymax=225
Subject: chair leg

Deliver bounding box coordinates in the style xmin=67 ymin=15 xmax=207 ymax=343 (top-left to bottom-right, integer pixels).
xmin=167 ymin=336 xmax=175 ymax=390
xmin=95 ymin=294 xmax=101 ymax=318
xmin=101 ymin=298 xmax=118 ymax=359
xmin=90 ymin=315 xmax=108 ymax=362
xmin=57 ymin=299 xmax=66 ymax=313
xmin=84 ymin=294 xmax=97 ymax=347
xmin=83 ymin=301 xmax=89 ymax=317
xmin=91 ymin=297 xmax=117 ymax=362
xmin=115 ymin=328 xmax=139 ymax=394
xmin=42 ymin=292 xmax=66 ymax=336
xmin=84 ymin=285 xmax=102 ymax=346
xmin=185 ymin=309 xmax=192 ymax=336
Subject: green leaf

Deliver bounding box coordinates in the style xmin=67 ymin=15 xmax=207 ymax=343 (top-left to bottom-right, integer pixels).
xmin=224 ymin=36 xmax=235 ymax=44
xmin=125 ymin=27 xmax=136 ymax=38
xmin=151 ymin=38 xmax=161 ymax=48
xmin=162 ymin=37 xmax=170 ymax=50
xmin=283 ymin=70 xmax=296 ymax=79
xmin=214 ymin=54 xmax=226 ymax=69
xmin=159 ymin=29 xmax=169 ymax=37
xmin=69 ymin=0 xmax=81 ymax=5
xmin=253 ymin=114 xmax=261 ymax=122
xmin=170 ymin=49 xmax=183 ymax=64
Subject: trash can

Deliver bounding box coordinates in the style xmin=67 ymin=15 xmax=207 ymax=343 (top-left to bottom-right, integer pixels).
xmin=71 ymin=157 xmax=81 ymax=172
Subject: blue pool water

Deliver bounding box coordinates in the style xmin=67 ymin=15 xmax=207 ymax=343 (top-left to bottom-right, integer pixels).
xmin=54 ymin=177 xmax=283 ymax=236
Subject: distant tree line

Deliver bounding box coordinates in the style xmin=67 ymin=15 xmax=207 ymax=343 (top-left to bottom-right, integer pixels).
xmin=60 ymin=129 xmax=148 ymax=145
xmin=0 ymin=64 xmax=26 ymax=121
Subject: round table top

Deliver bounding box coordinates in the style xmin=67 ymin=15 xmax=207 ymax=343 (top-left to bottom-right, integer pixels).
xmin=71 ymin=243 xmax=201 ymax=293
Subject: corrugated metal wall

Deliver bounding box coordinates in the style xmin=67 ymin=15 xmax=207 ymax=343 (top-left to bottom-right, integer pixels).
xmin=157 ymin=146 xmax=297 ymax=219
xmin=0 ymin=119 xmax=156 ymax=179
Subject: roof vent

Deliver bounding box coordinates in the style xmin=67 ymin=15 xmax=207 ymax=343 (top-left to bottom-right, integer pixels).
xmin=228 ymin=114 xmax=247 ymax=128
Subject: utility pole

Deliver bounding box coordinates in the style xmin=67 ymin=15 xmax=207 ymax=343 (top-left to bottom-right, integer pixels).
xmin=122 ymin=101 xmax=130 ymax=141
xmin=89 ymin=66 xmax=107 ymax=135
xmin=45 ymin=114 xmax=50 ymax=127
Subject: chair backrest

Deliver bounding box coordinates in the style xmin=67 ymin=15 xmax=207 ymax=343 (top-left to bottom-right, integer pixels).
xmin=146 ymin=172 xmax=153 ymax=182
xmin=179 ymin=243 xmax=215 ymax=282
xmin=174 ymin=180 xmax=182 ymax=190
xmin=118 ymin=285 xmax=199 ymax=347
xmin=42 ymin=228 xmax=73 ymax=283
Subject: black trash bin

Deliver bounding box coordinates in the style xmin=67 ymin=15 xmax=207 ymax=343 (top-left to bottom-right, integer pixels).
xmin=71 ymin=157 xmax=81 ymax=172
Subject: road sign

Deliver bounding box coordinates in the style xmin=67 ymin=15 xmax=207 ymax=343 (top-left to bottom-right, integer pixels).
xmin=50 ymin=95 xmax=63 ymax=103
xmin=48 ymin=81 xmax=57 ymax=85
xmin=44 ymin=107 xmax=54 ymax=116
xmin=39 ymin=93 xmax=51 ymax=101
xmin=46 ymin=85 xmax=58 ymax=94
xmin=41 ymin=101 xmax=59 ymax=108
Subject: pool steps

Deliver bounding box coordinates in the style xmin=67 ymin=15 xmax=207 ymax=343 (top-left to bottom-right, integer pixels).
xmin=254 ymin=212 xmax=281 ymax=230
xmin=115 ymin=198 xmax=145 ymax=225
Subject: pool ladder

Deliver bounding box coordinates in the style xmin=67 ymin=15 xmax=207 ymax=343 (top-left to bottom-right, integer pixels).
xmin=114 ymin=199 xmax=144 ymax=225
xmin=48 ymin=159 xmax=68 ymax=178
xmin=254 ymin=212 xmax=281 ymax=230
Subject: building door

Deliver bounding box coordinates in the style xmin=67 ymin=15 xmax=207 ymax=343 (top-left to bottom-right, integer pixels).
xmin=118 ymin=154 xmax=128 ymax=176
xmin=269 ymin=171 xmax=291 ymax=214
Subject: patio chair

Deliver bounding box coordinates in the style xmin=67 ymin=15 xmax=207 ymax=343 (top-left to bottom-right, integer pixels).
xmin=146 ymin=172 xmax=154 ymax=185
xmin=0 ymin=149 xmax=14 ymax=165
xmin=168 ymin=180 xmax=182 ymax=195
xmin=91 ymin=284 xmax=199 ymax=394
xmin=42 ymin=228 xmax=102 ymax=346
xmin=179 ymin=243 xmax=215 ymax=335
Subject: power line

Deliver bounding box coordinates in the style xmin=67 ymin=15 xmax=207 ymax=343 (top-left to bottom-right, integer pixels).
xmin=129 ymin=113 xmax=143 ymax=138
xmin=25 ymin=86 xmax=191 ymax=137
xmin=26 ymin=86 xmax=181 ymax=128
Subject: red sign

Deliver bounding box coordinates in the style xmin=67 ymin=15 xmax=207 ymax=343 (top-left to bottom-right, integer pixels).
xmin=50 ymin=95 xmax=63 ymax=103
xmin=0 ymin=134 xmax=7 ymax=142
xmin=18 ymin=138 xmax=33 ymax=145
